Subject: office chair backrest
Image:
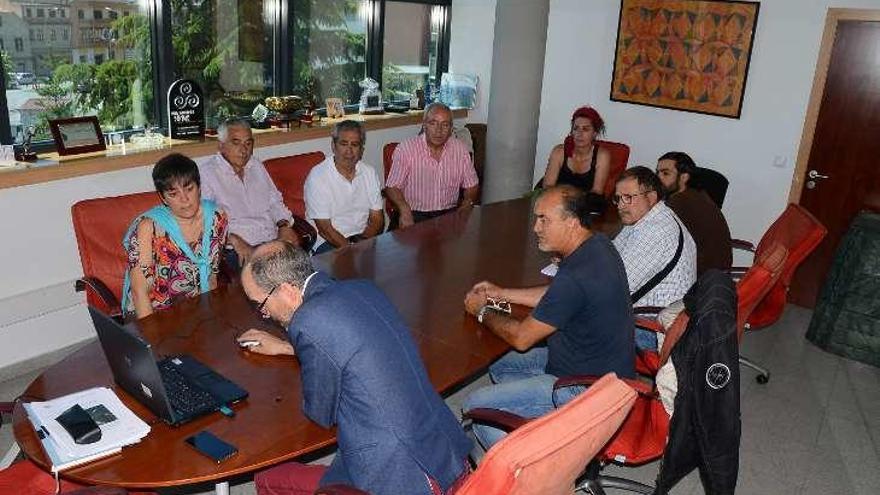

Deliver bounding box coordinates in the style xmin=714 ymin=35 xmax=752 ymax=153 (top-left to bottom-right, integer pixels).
xmin=691 ymin=166 xmax=729 ymax=209
xmin=736 ymin=243 xmax=788 ymax=340
xmin=749 ymin=204 xmax=827 ymax=328
xmin=596 ymin=140 xmax=630 ymax=198
xmin=71 ymin=191 xmax=161 ymax=314
xmin=263 ymin=151 xmax=325 ymax=218
xmin=455 ymin=373 xmax=636 ymax=495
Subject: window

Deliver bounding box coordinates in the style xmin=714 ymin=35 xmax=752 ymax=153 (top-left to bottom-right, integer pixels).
xmin=382 ymin=2 xmax=445 ymax=102
xmin=291 ymin=0 xmax=368 ymax=106
xmin=171 ymin=0 xmax=272 ymax=127
xmin=1 ymin=1 xmax=451 ymax=147
xmin=5 ymin=3 xmax=154 ymax=143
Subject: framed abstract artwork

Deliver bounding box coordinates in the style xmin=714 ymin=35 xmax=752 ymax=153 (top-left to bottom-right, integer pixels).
xmin=610 ymin=0 xmax=760 ymax=118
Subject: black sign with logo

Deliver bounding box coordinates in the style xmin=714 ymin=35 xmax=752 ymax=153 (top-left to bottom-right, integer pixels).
xmin=167 ymin=79 xmax=204 ymax=140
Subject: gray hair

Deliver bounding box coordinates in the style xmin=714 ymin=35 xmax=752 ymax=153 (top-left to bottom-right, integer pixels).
xmin=331 ymin=119 xmax=366 ymax=145
xmin=217 ymin=119 xmax=251 ymax=143
xmin=248 ymin=242 xmax=314 ymax=292
xmin=423 ymin=102 xmax=452 ymax=123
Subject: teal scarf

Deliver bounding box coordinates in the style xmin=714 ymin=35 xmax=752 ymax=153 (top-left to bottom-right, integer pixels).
xmin=121 ymin=199 xmax=217 ymax=312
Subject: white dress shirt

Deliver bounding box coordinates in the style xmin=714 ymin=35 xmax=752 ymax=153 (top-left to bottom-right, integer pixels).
xmin=199 ymin=153 xmax=292 ymax=245
xmin=304 ymin=157 xmax=383 ymax=250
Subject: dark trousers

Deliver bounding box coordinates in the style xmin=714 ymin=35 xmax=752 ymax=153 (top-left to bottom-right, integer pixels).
xmin=413 ymin=207 xmax=457 ymax=223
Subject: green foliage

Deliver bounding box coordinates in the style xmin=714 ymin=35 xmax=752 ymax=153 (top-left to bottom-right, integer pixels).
xmin=1 ymin=51 xmax=13 ymax=89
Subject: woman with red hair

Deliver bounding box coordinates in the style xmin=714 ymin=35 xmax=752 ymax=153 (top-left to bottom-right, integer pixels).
xmin=541 ymin=106 xmax=610 ymax=194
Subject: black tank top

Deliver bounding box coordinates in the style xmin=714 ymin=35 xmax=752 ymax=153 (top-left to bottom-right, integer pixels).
xmin=556 ymin=144 xmax=599 ymax=191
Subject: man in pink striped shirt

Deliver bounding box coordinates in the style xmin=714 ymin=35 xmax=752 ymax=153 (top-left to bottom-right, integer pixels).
xmin=385 ymin=103 xmax=479 ymax=227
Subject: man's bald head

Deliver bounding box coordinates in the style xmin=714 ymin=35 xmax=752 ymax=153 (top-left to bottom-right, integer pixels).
xmin=244 ymin=241 xmax=314 ymax=292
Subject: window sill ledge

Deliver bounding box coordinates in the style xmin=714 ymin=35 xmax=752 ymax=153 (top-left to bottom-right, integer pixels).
xmin=0 ymin=109 xmax=466 ymax=191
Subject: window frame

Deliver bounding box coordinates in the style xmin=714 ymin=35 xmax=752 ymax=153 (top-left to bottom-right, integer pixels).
xmin=0 ymin=0 xmax=452 ymax=147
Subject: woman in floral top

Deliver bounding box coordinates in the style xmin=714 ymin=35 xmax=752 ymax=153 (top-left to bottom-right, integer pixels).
xmin=123 ymin=153 xmax=228 ymax=318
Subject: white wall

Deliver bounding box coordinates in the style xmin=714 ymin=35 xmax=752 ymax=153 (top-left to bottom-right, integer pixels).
xmin=535 ymin=0 xmax=880 ymax=245
xmin=0 ymin=121 xmax=442 ymax=372
xmin=449 ymin=0 xmax=497 ymax=124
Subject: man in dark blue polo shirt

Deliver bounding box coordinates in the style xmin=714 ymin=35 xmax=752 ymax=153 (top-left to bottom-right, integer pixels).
xmin=463 ymin=185 xmax=634 ymax=450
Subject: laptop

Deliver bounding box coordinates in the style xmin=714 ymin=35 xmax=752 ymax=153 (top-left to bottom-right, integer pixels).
xmin=88 ymin=306 xmax=248 ymax=426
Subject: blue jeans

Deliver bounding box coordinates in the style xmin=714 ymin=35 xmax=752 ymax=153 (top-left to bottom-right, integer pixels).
xmin=635 ymin=327 xmax=659 ymax=351
xmin=462 ymin=348 xmax=585 ymax=451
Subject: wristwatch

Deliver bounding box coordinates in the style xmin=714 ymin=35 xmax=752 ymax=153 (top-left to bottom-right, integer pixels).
xmin=476 ymin=305 xmax=491 ymax=324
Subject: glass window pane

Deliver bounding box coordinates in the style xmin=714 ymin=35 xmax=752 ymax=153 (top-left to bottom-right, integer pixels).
xmin=291 ymin=0 xmax=367 ymax=106
xmin=382 ymin=2 xmax=442 ymax=102
xmin=171 ymin=0 xmax=272 ymax=128
xmin=3 ymin=1 xmax=154 ymax=143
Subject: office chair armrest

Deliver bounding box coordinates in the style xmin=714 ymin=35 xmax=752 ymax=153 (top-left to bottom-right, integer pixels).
xmin=291 ymin=214 xmax=317 ymax=252
xmin=554 ymin=375 xmax=656 ymax=398
xmin=633 ymin=306 xmax=663 ymax=315
xmin=75 ymin=277 xmax=122 ymax=316
xmin=731 ymin=238 xmax=756 ymax=252
xmin=462 ymin=408 xmax=530 ymax=432
xmin=314 ymin=485 xmax=371 ymax=495
xmin=65 ymin=488 xmax=130 ymax=495
xmin=635 ymin=317 xmax=664 ymax=333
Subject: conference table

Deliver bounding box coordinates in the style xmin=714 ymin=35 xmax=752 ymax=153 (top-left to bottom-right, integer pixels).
xmin=12 ymin=197 xmax=620 ymax=489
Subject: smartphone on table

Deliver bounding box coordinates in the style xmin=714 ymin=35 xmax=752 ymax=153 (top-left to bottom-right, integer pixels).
xmin=185 ymin=430 xmax=238 ymax=463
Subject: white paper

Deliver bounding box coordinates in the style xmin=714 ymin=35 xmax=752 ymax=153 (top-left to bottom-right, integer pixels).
xmin=0 ymin=145 xmax=15 ymax=167
xmin=25 ymin=387 xmax=150 ymax=461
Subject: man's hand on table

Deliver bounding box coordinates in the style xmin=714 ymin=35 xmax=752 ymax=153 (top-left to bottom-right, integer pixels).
xmin=237 ymin=329 xmax=295 ymax=356
xmin=464 ymin=289 xmax=488 ymax=317
xmin=470 ymin=280 xmax=505 ymax=300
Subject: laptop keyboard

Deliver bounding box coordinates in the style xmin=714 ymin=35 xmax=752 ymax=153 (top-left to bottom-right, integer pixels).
xmin=158 ymin=360 xmax=218 ymax=417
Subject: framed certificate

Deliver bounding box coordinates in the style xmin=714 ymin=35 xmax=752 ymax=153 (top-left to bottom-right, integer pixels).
xmin=49 ymin=116 xmax=107 ymax=156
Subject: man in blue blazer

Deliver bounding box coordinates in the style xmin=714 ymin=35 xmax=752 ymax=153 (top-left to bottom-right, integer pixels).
xmin=238 ymin=241 xmax=472 ymax=495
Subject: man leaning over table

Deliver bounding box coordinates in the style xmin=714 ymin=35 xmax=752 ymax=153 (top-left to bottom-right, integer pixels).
xmin=385 ymin=102 xmax=479 ymax=228
xmin=304 ymin=120 xmax=384 ymax=254
xmin=237 ymin=241 xmax=472 ymax=495
xmin=462 ymin=185 xmax=635 ymax=451
xmin=198 ymin=118 xmax=299 ymax=270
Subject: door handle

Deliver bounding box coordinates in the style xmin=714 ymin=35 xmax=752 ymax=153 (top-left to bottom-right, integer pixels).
xmin=808 ymin=169 xmax=830 ymax=180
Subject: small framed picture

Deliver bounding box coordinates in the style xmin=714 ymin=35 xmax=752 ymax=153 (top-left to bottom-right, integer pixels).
xmin=48 ymin=116 xmax=106 ymax=156
xmin=325 ymin=98 xmax=345 ymax=119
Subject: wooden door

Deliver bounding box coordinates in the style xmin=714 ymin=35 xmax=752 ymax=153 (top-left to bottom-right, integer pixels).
xmin=791 ymin=18 xmax=880 ymax=306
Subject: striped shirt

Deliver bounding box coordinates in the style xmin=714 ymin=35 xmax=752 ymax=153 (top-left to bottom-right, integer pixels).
xmin=385 ymin=134 xmax=479 ymax=212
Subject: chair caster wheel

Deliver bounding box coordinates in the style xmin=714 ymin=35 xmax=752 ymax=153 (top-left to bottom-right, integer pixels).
xmin=756 ymin=374 xmax=769 ymax=384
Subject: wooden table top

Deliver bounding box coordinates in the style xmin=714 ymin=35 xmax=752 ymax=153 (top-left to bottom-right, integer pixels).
xmin=12 ymin=197 xmax=619 ymax=488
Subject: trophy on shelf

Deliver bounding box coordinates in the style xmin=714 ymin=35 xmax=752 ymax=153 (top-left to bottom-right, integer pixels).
xmin=264 ymin=96 xmax=304 ymax=129
xmin=14 ymin=125 xmax=38 ymax=162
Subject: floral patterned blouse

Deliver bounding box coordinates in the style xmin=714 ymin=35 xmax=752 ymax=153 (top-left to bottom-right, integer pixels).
xmin=124 ymin=209 xmax=228 ymax=313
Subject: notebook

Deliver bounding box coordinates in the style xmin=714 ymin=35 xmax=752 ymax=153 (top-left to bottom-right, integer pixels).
xmin=88 ymin=306 xmax=248 ymax=426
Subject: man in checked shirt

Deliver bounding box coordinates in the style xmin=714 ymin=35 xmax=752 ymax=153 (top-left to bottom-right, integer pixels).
xmin=612 ymin=166 xmax=697 ymax=351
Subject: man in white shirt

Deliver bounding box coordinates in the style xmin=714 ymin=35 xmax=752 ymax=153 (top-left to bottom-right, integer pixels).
xmin=612 ymin=166 xmax=697 ymax=350
xmin=198 ymin=119 xmax=299 ymax=268
xmin=304 ymin=120 xmax=384 ymax=254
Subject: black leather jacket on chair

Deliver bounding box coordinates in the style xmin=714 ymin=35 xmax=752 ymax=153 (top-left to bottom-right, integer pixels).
xmin=655 ymin=270 xmax=741 ymax=495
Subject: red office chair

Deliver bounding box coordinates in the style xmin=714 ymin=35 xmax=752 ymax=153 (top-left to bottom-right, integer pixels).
xmin=71 ymin=192 xmax=162 ymax=318
xmin=596 ymin=140 xmax=630 ymax=198
xmin=730 ymin=203 xmax=827 ymax=383
xmin=382 ymin=142 xmax=400 ymax=229
xmin=318 ymin=374 xmax=636 ymax=495
xmin=555 ymin=270 xmax=742 ymax=494
xmin=263 ymin=151 xmax=325 ymax=250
